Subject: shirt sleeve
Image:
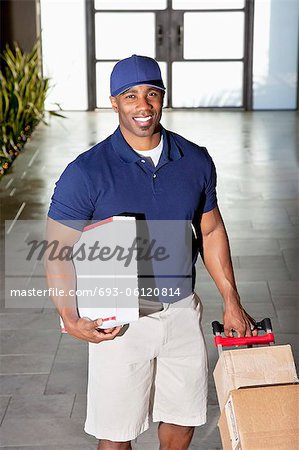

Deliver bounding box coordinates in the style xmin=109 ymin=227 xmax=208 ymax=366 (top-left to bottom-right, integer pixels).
xmin=47 ymin=161 xmax=94 ymax=229
xmin=202 ymin=152 xmax=218 ymax=213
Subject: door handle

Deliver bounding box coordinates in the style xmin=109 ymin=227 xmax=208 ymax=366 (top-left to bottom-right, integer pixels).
xmin=157 ymin=25 xmax=163 ymax=46
xmin=177 ymin=25 xmax=183 ymax=46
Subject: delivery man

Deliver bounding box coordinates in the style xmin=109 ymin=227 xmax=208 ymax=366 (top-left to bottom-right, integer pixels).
xmin=45 ymin=55 xmax=257 ymax=450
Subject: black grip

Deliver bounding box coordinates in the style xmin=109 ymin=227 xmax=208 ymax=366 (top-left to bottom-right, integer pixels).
xmin=257 ymin=318 xmax=272 ymax=332
xmin=212 ymin=321 xmax=224 ymax=335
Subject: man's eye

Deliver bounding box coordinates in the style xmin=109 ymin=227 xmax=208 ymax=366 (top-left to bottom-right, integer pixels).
xmin=126 ymin=94 xmax=135 ymax=99
xmin=149 ymin=92 xmax=158 ymax=96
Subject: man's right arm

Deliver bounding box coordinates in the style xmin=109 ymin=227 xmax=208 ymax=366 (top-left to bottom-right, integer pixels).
xmin=44 ymin=217 xmax=122 ymax=343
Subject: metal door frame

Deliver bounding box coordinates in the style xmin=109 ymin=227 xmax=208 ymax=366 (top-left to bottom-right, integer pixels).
xmin=85 ymin=0 xmax=255 ymax=110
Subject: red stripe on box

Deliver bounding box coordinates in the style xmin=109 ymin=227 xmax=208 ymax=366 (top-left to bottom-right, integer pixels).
xmin=83 ymin=217 xmax=113 ymax=231
xmin=60 ymin=316 xmax=117 ymax=333
xmin=102 ymin=316 xmax=117 ymax=322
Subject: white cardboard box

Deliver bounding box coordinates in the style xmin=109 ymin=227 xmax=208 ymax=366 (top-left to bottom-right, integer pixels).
xmin=60 ymin=216 xmax=139 ymax=330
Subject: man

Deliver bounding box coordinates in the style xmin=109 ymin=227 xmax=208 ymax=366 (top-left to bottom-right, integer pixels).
xmin=45 ymin=55 xmax=257 ymax=450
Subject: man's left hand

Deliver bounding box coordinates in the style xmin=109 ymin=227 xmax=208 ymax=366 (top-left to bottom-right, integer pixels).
xmin=223 ymin=303 xmax=258 ymax=337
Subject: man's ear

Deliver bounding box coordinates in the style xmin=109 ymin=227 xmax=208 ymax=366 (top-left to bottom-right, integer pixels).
xmin=110 ymin=96 xmax=118 ymax=112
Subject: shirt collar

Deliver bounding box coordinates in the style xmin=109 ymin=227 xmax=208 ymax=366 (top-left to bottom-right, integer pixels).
xmin=111 ymin=125 xmax=183 ymax=164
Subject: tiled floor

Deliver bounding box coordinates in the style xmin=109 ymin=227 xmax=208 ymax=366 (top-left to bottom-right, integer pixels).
xmin=0 ymin=110 xmax=298 ymax=449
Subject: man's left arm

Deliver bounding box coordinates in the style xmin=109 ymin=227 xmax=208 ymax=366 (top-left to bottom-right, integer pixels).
xmin=200 ymin=206 xmax=257 ymax=337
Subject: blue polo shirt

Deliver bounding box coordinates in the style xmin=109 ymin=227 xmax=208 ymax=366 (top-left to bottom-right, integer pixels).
xmin=48 ymin=125 xmax=217 ymax=301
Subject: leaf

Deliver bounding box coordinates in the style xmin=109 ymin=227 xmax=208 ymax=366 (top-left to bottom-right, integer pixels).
xmin=49 ymin=110 xmax=67 ymax=119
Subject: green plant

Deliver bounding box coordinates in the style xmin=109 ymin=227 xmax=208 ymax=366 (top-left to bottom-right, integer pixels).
xmin=0 ymin=40 xmax=63 ymax=177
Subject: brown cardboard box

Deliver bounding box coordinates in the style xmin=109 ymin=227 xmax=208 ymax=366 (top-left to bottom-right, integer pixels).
xmin=213 ymin=345 xmax=298 ymax=411
xmin=218 ymin=383 xmax=299 ymax=450
xmin=218 ymin=409 xmax=231 ymax=449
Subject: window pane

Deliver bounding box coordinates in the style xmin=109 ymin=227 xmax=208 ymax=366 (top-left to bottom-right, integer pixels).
xmin=172 ymin=62 xmax=243 ymax=107
xmin=95 ymin=0 xmax=166 ymax=10
xmin=184 ymin=12 xmax=244 ymax=59
xmin=96 ymin=62 xmax=115 ymax=108
xmin=253 ymin=0 xmax=299 ymax=109
xmin=96 ymin=61 xmax=167 ymax=108
xmin=40 ymin=0 xmax=87 ymax=110
xmin=173 ymin=0 xmax=245 ymax=10
xmin=95 ymin=13 xmax=155 ymax=59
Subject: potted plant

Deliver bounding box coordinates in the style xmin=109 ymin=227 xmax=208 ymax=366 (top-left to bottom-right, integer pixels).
xmin=0 ymin=40 xmax=63 ymax=177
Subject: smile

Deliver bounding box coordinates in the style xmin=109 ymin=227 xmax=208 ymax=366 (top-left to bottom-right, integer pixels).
xmin=133 ymin=116 xmax=153 ymax=123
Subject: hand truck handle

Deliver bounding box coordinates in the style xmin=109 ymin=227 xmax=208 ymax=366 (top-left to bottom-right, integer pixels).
xmin=214 ymin=333 xmax=275 ymax=347
xmin=212 ymin=318 xmax=275 ymax=348
xmin=212 ymin=318 xmax=272 ymax=335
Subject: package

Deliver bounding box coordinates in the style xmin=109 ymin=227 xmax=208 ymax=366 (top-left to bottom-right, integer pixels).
xmin=218 ymin=409 xmax=231 ymax=450
xmin=213 ymin=345 xmax=298 ymax=410
xmin=60 ymin=216 xmax=139 ymax=331
xmin=218 ymin=383 xmax=299 ymax=450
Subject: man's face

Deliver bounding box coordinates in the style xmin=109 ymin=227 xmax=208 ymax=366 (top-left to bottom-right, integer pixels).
xmin=110 ymin=85 xmax=164 ymax=140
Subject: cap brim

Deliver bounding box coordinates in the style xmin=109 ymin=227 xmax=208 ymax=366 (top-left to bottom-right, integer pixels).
xmin=112 ymin=81 xmax=166 ymax=97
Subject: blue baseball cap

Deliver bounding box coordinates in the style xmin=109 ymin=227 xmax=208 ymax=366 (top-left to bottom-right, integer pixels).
xmin=110 ymin=54 xmax=165 ymax=97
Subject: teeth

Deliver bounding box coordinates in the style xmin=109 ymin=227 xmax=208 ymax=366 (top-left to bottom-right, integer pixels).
xmin=134 ymin=116 xmax=152 ymax=122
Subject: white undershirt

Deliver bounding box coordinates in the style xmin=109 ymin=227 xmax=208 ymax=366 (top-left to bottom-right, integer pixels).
xmin=133 ymin=135 xmax=163 ymax=167
xmin=133 ymin=136 xmax=164 ymax=312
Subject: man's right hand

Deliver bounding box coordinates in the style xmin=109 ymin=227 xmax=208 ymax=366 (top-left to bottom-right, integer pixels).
xmin=64 ymin=317 xmax=123 ymax=343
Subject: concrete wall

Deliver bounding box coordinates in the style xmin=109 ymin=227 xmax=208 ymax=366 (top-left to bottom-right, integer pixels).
xmin=0 ymin=0 xmax=40 ymax=54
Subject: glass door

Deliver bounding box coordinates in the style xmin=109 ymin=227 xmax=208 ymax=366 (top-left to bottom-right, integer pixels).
xmin=87 ymin=0 xmax=253 ymax=109
xmin=171 ymin=0 xmax=246 ymax=107
xmin=87 ymin=0 xmax=167 ymax=108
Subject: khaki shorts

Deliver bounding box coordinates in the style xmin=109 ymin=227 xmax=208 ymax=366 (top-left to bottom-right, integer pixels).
xmin=84 ymin=293 xmax=208 ymax=442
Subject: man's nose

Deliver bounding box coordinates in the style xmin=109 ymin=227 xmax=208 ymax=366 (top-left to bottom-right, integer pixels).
xmin=136 ymin=96 xmax=152 ymax=109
